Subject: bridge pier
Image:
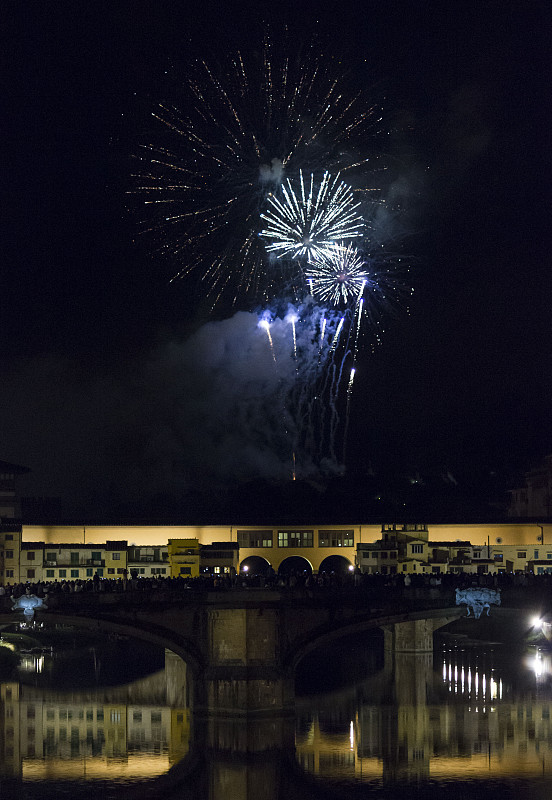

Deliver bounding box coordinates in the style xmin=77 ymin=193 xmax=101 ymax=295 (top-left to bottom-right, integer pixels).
xmin=198 ymin=606 xmax=294 ymax=716
xmin=199 ymin=716 xmax=295 ymax=799
xmin=382 ymin=616 xmax=458 ymax=653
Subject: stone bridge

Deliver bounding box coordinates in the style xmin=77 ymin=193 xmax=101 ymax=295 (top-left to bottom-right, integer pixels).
xmin=0 ymin=586 xmax=521 ymax=716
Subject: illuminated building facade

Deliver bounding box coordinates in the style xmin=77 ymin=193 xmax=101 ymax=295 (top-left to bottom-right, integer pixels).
xmin=0 ymin=522 xmax=551 ymax=585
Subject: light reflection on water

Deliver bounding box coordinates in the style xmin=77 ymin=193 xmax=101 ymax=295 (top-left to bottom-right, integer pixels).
xmin=294 ymin=645 xmax=552 ymax=794
xmin=2 ymin=641 xmax=552 ymax=798
xmin=0 ymin=648 xmax=190 ymax=797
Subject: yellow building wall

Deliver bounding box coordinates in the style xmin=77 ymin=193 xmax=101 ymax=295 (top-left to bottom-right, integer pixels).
xmin=21 ymin=523 xmax=382 ymax=547
xmin=22 ymin=524 xmax=235 ymax=547
xmin=167 ymin=539 xmax=200 ymax=578
xmin=429 ymin=523 xmax=552 ymax=547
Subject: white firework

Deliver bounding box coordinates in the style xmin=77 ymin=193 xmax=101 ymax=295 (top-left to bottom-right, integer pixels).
xmin=306 ymin=242 xmax=367 ymax=305
xmin=259 ymin=171 xmax=364 ymax=261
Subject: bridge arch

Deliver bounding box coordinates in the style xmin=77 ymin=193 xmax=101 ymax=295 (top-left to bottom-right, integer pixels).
xmin=318 ymin=554 xmax=354 ymax=576
xmin=0 ymin=611 xmax=203 ymax=679
xmin=285 ymin=608 xmax=463 ymax=675
xmin=278 ymin=556 xmax=313 ymax=576
xmin=239 ymin=555 xmax=272 ymax=575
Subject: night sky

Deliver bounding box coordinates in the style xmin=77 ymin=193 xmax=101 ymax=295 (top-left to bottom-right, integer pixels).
xmin=2 ymin=1 xmax=550 ymax=522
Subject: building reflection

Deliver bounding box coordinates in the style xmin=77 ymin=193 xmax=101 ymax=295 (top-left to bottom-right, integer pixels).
xmin=3 ymin=641 xmax=552 ymax=795
xmin=295 ymin=647 xmax=552 ymax=786
xmin=0 ymin=649 xmax=190 ymax=783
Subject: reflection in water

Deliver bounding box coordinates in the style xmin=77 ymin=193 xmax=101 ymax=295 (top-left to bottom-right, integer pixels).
xmin=295 ymin=646 xmax=552 ymax=790
xmin=0 ymin=649 xmax=189 ymax=788
xmin=3 ymin=638 xmax=552 ymax=798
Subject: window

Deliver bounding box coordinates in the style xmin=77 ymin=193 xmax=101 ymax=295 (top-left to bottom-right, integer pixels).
xmin=371 ymin=552 xmax=378 ymax=558
xmin=180 ymin=567 xmax=191 ymax=575
xmin=117 ymin=567 xmax=126 ymax=574
xmin=27 ymin=569 xmax=35 ymax=579
xmin=548 ymin=553 xmax=552 ymax=560
xmin=27 ymin=552 xmax=35 ymax=561
xmin=237 ymin=530 xmax=273 ymax=548
xmin=5 ymin=550 xmax=13 ymax=559
xmin=46 ymin=570 xmax=54 ymax=578
xmin=517 ymin=552 xmax=526 ymax=559
xmin=494 ymin=553 xmax=503 ymax=562
xmin=91 ymin=551 xmax=102 ymax=561
xmin=473 ymin=551 xmax=481 ymax=558
xmin=278 ymin=530 xmax=313 ymax=548
xmin=411 ymin=544 xmax=424 ymax=554
xmin=534 ymin=550 xmax=540 ymax=559
xmin=112 ymin=553 xmax=120 ymax=560
xmin=86 ymin=568 xmax=93 ymax=577
xmin=5 ymin=534 xmax=13 ymax=540
xmin=380 ymin=552 xmax=388 ymax=559
xmin=70 ymin=552 xmax=79 ymax=564
xmin=6 ymin=569 xmax=13 ymax=578
xmin=318 ymin=530 xmax=354 ymax=547
xmin=108 ymin=568 xmax=115 ymax=574
xmin=71 ymin=569 xmax=79 ymax=578
xmin=46 ymin=552 xmax=56 ymax=562
xmin=59 ymin=570 xmax=66 ymax=578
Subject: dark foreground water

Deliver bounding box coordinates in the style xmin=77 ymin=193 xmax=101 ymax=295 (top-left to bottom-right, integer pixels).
xmin=1 ymin=629 xmax=552 ymax=799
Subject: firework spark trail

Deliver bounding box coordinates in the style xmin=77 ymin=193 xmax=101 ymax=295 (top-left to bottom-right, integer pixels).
xmin=259 ymin=318 xmax=276 ymax=363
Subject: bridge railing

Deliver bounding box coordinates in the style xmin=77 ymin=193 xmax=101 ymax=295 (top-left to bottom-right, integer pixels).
xmin=1 ymin=580 xmax=550 ymax=616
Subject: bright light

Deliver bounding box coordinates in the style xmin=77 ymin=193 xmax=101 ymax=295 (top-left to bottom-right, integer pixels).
xmin=348 ymin=565 xmax=354 ymax=572
xmin=242 ymin=565 xmax=249 ymax=572
xmin=260 ymin=171 xmax=364 ymax=261
xmin=532 ymin=616 xmax=543 ymax=628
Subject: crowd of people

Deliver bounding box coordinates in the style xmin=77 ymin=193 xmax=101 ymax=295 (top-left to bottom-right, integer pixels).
xmin=1 ymin=564 xmax=551 ymax=604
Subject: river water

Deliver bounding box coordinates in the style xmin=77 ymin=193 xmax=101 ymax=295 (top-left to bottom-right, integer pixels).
xmin=1 ymin=629 xmax=551 ymax=799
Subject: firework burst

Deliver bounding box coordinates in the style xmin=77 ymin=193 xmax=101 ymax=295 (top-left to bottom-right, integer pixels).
xmin=259 ymin=171 xmax=364 ymax=266
xmin=306 ymin=242 xmax=368 ymax=305
xmin=130 ymin=32 xmax=382 ymax=305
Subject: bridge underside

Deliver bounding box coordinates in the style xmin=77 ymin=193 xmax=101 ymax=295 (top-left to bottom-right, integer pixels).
xmin=1 ymin=598 xmax=465 ymax=716
xmin=381 ymin=615 xmax=462 ymax=652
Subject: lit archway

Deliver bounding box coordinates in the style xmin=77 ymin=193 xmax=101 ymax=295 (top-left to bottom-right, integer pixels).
xmin=318 ymin=555 xmax=354 ymax=576
xmin=278 ymin=556 xmax=312 ymax=577
xmin=239 ymin=555 xmax=273 ymax=576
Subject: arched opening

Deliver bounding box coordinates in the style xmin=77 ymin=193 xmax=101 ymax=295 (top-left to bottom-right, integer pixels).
xmin=278 ymin=556 xmax=312 ymax=577
xmin=318 ymin=554 xmax=354 ymax=577
xmin=239 ymin=555 xmax=273 ymax=577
